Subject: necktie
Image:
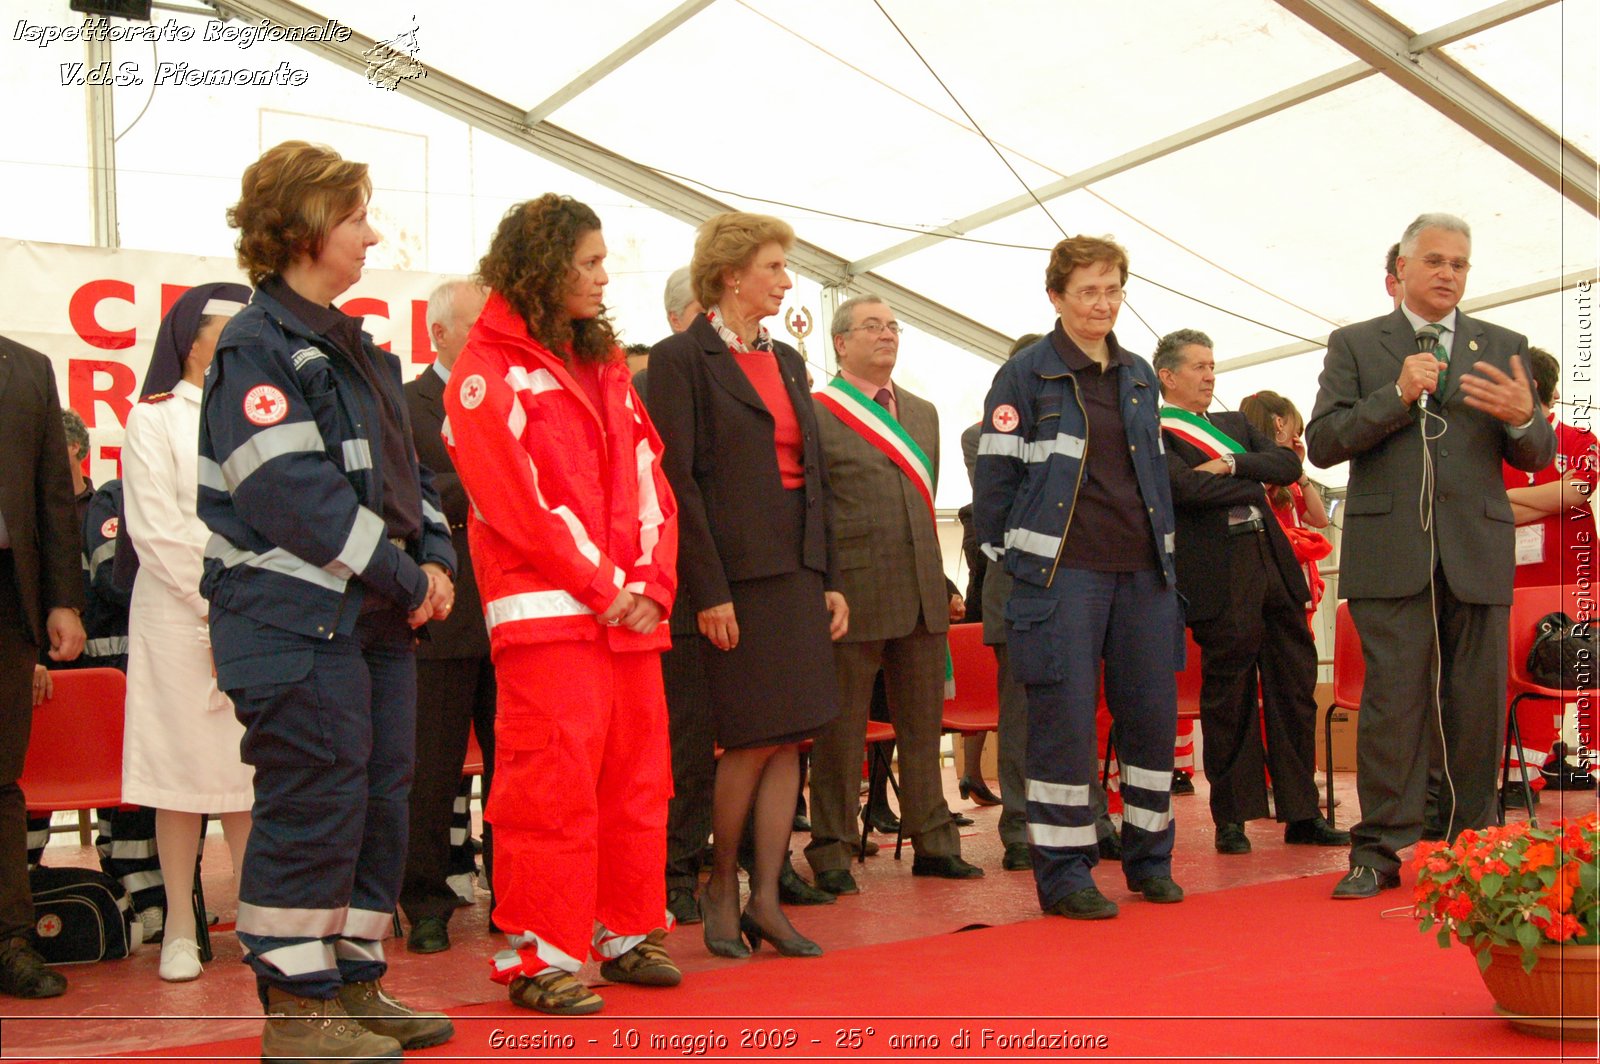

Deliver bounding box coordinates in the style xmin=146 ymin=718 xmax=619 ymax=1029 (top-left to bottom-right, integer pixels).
xmin=873 ymin=388 xmax=893 ymax=418
xmin=1419 ymin=322 xmax=1449 ymax=395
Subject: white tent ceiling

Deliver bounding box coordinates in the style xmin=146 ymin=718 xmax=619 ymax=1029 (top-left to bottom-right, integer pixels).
xmin=2 ymin=0 xmax=1595 ymax=498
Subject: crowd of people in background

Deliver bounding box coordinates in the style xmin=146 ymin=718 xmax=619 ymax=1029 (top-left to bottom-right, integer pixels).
xmin=1 ymin=137 xmax=1591 ymax=1062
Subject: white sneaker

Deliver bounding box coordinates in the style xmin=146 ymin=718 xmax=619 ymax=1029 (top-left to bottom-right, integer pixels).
xmin=446 ymin=871 xmax=476 ymax=906
xmin=137 ymin=907 xmax=164 ymax=947
xmin=158 ymin=937 xmax=201 ymax=982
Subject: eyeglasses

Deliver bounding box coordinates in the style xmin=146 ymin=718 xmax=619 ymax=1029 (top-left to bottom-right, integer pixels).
xmin=1063 ymin=287 xmax=1125 ymax=307
xmin=850 ymin=320 xmax=902 ymax=337
xmin=1418 ymin=255 xmax=1471 ymax=274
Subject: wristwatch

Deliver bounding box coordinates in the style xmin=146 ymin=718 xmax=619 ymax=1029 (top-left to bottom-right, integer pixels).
xmin=1220 ymin=452 xmax=1237 ymax=474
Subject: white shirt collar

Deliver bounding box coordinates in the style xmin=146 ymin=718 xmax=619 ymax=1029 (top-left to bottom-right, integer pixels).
xmin=431 ymin=360 xmax=451 ymax=385
xmin=1399 ymin=302 xmax=1458 ymax=337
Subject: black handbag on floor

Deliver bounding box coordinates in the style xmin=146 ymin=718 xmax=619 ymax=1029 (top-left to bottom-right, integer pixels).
xmin=29 ymin=866 xmax=136 ymax=964
xmin=1525 ymin=611 xmax=1598 ymax=690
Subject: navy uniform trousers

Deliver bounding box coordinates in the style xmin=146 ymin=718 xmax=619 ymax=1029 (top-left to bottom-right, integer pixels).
xmin=217 ymin=604 xmax=414 ymax=1004
xmin=1006 ymin=567 xmax=1178 ymax=907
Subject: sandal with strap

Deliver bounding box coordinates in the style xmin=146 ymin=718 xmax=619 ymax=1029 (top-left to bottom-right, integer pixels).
xmin=508 ymin=970 xmax=603 ymax=1016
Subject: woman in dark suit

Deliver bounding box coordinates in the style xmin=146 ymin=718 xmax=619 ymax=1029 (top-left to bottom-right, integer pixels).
xmin=648 ymin=212 xmax=846 ymax=960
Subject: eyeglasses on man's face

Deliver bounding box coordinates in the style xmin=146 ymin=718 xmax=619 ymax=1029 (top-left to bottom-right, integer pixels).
xmin=1418 ymin=255 xmax=1471 ymax=274
xmin=850 ymin=320 xmax=902 ymax=337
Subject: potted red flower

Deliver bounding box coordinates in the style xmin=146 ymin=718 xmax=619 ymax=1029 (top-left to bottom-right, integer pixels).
xmin=1412 ymin=812 xmax=1598 ymax=1038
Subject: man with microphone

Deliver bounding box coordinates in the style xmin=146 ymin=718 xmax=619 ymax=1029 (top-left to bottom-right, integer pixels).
xmin=1305 ymin=213 xmax=1553 ymax=899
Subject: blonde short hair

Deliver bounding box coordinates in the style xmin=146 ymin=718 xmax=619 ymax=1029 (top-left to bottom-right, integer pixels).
xmin=690 ymin=212 xmax=795 ymax=309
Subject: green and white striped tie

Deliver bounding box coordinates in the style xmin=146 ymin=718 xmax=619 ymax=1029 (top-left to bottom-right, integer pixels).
xmin=1419 ymin=321 xmax=1449 ymax=396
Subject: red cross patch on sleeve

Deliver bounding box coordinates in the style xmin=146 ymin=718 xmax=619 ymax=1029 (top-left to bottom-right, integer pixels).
xmin=243 ymin=385 xmax=289 ymax=426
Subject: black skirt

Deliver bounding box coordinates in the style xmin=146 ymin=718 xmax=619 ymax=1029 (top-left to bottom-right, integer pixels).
xmin=702 ymin=490 xmax=839 ymax=749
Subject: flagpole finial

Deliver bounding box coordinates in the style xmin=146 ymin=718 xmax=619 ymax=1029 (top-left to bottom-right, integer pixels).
xmin=785 ymin=306 xmax=814 ymax=361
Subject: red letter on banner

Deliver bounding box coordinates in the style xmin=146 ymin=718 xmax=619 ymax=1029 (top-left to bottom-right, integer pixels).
xmin=412 ymin=299 xmax=435 ymax=364
xmin=69 ymin=359 xmax=136 ymax=428
xmin=69 ymin=279 xmax=136 ymax=350
xmin=341 ymin=297 xmax=391 ymax=351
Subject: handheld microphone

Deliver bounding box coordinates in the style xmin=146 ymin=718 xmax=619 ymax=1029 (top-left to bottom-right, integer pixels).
xmin=1415 ymin=329 xmax=1438 ymax=410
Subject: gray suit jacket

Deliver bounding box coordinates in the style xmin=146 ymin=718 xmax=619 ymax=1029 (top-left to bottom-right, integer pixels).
xmin=815 ymin=383 xmax=949 ymax=643
xmin=0 ymin=335 xmax=84 ymax=644
xmin=1305 ymin=307 xmax=1553 ymax=605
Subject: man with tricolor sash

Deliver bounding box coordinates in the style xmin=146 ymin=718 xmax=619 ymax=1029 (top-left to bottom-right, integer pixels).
xmin=803 ymin=296 xmax=980 ymax=893
xmin=1154 ymin=330 xmax=1348 ymax=859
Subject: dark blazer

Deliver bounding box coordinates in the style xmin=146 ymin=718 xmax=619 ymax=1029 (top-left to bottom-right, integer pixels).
xmin=404 ymin=364 xmax=488 ymax=659
xmin=814 ymin=383 xmax=949 ymax=643
xmin=1165 ymin=410 xmax=1308 ymax=625
xmin=0 ymin=335 xmax=85 ymax=644
xmin=646 ymin=315 xmax=833 ymax=615
xmin=1305 ymin=307 xmax=1553 ymax=605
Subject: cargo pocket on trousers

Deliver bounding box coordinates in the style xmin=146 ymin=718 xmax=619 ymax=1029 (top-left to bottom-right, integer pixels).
xmin=220 ymin=649 xmax=327 ymax=769
xmin=486 ymin=715 xmax=556 ymax=833
xmin=1005 ymin=592 xmax=1062 ymax=685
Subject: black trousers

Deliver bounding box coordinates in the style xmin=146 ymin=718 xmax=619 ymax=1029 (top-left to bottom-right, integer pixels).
xmin=401 ymin=654 xmax=496 ymax=925
xmin=1190 ymin=529 xmax=1321 ymax=826
xmin=0 ymin=553 xmax=38 ymax=940
xmin=662 ymin=633 xmax=714 ymax=894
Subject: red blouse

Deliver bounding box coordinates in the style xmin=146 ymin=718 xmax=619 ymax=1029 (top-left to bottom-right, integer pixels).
xmin=732 ymin=349 xmax=805 ymax=489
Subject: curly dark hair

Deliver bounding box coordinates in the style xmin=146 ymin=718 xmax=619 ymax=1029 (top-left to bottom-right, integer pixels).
xmin=477 ymin=194 xmax=618 ymax=364
xmin=228 ymin=141 xmax=370 ymax=286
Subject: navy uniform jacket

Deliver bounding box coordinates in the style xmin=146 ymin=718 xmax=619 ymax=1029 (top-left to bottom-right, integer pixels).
xmin=973 ymin=334 xmax=1176 ymax=590
xmin=79 ymin=479 xmax=130 ymax=667
xmin=197 ymin=285 xmax=454 ymax=660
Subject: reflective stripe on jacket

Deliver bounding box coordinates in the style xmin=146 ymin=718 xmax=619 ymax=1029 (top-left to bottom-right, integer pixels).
xmin=973 ymin=335 xmax=1176 ymax=589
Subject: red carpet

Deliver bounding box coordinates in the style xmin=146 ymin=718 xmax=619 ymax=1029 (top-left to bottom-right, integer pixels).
xmin=5 ymin=870 xmax=1590 ymax=1062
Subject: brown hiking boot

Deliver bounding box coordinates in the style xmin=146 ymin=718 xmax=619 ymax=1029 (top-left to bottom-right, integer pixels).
xmin=261 ymin=986 xmax=401 ymax=1063
xmin=336 ymin=978 xmax=455 ymax=1049
xmin=507 ymin=969 xmax=603 ymax=1015
xmin=599 ymin=929 xmax=681 ymax=987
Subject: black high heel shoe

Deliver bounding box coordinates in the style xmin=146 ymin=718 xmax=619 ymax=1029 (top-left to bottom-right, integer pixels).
xmin=701 ymin=887 xmax=750 ymax=959
xmin=739 ymin=912 xmax=822 ymax=958
xmin=958 ymin=776 xmax=1002 ymax=807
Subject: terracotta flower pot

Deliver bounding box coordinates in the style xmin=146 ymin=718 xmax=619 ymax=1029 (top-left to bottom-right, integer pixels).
xmin=1475 ymin=942 xmax=1599 ymax=1040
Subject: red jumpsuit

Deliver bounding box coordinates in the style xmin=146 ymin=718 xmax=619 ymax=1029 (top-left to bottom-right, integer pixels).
xmin=443 ymin=293 xmax=678 ymax=978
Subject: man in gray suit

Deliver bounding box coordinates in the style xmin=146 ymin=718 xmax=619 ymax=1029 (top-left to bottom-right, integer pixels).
xmin=1305 ymin=213 xmax=1553 ymax=899
xmin=805 ymin=296 xmax=980 ymax=892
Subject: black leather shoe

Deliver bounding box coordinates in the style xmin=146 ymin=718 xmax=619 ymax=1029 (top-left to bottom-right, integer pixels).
xmin=911 ymin=854 xmax=985 ymax=879
xmin=0 ymin=938 xmax=66 ymax=998
xmin=1331 ymin=866 xmax=1400 ymax=900
xmin=1001 ymin=842 xmax=1032 ymax=871
xmin=951 ymin=810 xmax=975 ymax=827
xmin=1284 ymin=816 xmax=1351 ymax=847
xmin=779 ymin=866 xmax=837 ymax=905
xmin=1128 ymin=875 xmax=1185 ymax=903
xmin=1171 ymin=769 xmax=1196 ymax=796
xmin=406 ymin=916 xmax=450 ymax=954
xmin=667 ymin=886 xmax=701 ymax=925
xmin=864 ymin=807 xmax=900 ymax=834
xmin=813 ymin=869 xmax=859 ymax=896
xmin=1097 ymin=832 xmax=1124 ymax=861
xmin=1214 ymin=822 xmax=1251 ymax=854
xmin=1047 ymin=887 xmax=1118 ymax=920
xmin=792 ymin=813 xmax=813 ymax=833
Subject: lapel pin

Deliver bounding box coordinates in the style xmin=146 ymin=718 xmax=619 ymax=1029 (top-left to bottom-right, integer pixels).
xmin=1469 ymin=340 xmax=1479 ymax=351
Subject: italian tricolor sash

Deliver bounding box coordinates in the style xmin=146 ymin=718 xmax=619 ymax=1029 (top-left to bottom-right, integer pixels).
xmin=816 ymin=376 xmax=936 ymax=519
xmin=1159 ymin=407 xmax=1245 ymax=460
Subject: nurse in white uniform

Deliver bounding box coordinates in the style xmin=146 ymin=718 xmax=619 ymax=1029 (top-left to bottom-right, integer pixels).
xmin=121 ymin=283 xmax=256 ymax=982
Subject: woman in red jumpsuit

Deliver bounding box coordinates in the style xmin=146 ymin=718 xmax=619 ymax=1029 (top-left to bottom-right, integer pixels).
xmin=444 ymin=194 xmax=679 ymax=1016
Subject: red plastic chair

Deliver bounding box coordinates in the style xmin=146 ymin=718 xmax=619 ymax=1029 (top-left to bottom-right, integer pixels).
xmin=941 ymin=622 xmax=999 ymax=737
xmin=1323 ymin=601 xmax=1364 ymax=825
xmin=23 ymin=667 xmax=217 ymax=960
xmin=1503 ymin=583 xmax=1592 ymax=820
xmin=20 ymin=668 xmax=125 ymax=815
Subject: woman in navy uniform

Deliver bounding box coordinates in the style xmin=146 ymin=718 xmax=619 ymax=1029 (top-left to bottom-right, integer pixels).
xmin=197 ymin=141 xmax=456 ymax=1061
